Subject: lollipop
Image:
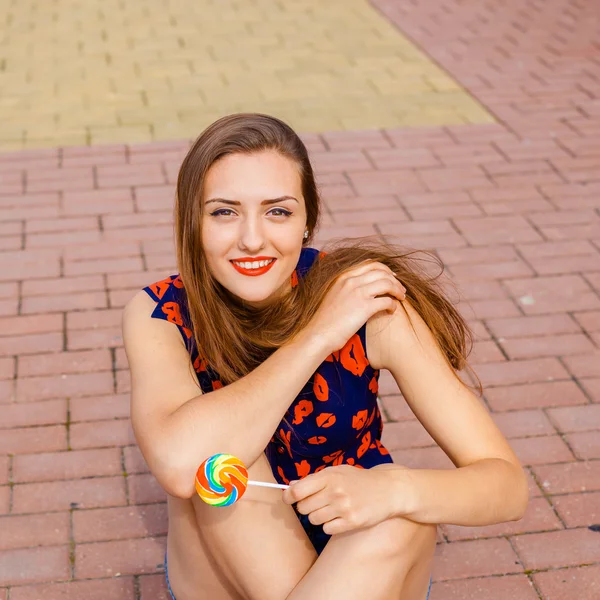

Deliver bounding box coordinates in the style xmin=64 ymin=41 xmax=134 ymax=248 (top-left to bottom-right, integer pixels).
xmin=195 ymin=453 xmax=289 ymax=507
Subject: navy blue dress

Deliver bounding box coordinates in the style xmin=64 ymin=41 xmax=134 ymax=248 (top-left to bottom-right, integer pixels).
xmin=143 ymin=247 xmax=393 ymax=554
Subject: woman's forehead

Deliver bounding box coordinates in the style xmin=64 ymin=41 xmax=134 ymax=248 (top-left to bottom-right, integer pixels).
xmin=204 ymin=151 xmax=303 ymax=200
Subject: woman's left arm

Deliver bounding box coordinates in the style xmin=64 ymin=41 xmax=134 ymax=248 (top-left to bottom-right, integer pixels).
xmin=372 ymin=299 xmax=529 ymax=526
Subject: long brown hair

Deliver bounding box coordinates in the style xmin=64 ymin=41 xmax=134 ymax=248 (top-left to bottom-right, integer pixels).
xmin=174 ymin=113 xmax=480 ymax=393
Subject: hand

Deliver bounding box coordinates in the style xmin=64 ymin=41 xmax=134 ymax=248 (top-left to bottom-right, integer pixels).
xmin=282 ymin=464 xmax=410 ymax=535
xmin=305 ymin=261 xmax=406 ymax=354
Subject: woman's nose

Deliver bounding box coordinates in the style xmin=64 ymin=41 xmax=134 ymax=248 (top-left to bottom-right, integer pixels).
xmin=238 ymin=221 xmax=266 ymax=251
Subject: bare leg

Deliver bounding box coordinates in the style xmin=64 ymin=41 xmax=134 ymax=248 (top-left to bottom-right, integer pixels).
xmin=173 ymin=454 xmax=436 ymax=600
xmin=287 ymin=517 xmax=436 ymax=600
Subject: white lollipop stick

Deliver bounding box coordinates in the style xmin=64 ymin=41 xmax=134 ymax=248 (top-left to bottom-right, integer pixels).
xmin=248 ymin=480 xmax=289 ymax=490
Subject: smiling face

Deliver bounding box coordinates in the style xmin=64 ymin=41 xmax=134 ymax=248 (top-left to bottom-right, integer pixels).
xmin=201 ymin=150 xmax=308 ymax=309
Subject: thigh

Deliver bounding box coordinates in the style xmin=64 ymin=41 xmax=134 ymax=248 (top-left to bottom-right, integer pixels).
xmin=191 ymin=453 xmax=318 ymax=600
xmin=165 ymin=495 xmax=245 ymax=600
xmin=394 ymin=522 xmax=437 ymax=600
xmin=187 ymin=456 xmax=436 ymax=600
xmin=287 ymin=516 xmax=437 ymax=600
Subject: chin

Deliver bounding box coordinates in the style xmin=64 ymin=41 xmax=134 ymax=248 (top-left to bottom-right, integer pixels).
xmin=211 ymin=260 xmax=291 ymax=308
xmin=241 ymin=290 xmax=278 ymax=307
xmin=218 ymin=281 xmax=273 ymax=306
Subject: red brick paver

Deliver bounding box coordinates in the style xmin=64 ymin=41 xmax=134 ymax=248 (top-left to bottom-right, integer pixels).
xmin=2 ymin=0 xmax=600 ymax=598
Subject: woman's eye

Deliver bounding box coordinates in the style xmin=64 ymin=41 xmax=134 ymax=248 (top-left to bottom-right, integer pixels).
xmin=210 ymin=209 xmax=234 ymax=217
xmin=210 ymin=208 xmax=292 ymax=217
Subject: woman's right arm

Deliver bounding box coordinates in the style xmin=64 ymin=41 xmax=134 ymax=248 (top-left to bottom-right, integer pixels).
xmin=123 ymin=262 xmax=406 ymax=500
xmin=122 ymin=290 xmax=330 ymax=499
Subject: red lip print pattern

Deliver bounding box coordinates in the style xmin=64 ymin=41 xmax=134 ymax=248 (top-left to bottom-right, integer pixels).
xmin=352 ymin=410 xmax=368 ymax=430
xmin=375 ymin=439 xmax=389 ymax=455
xmin=324 ymin=350 xmax=340 ymax=363
xmin=292 ymin=400 xmax=314 ymax=425
xmin=280 ymin=428 xmax=293 ymax=458
xmin=331 ymin=453 xmax=345 ymax=466
xmin=307 ymin=436 xmax=327 ymax=445
xmin=368 ymin=376 xmax=378 ymax=394
xmin=313 ymin=373 xmax=329 ymax=401
xmin=340 ymin=334 xmax=369 ymax=376
xmin=295 ymin=460 xmax=311 ymax=477
xmin=291 ymin=270 xmax=299 ymax=289
xmin=366 ymin=407 xmax=377 ymax=428
xmin=161 ymin=302 xmax=192 ymax=339
xmin=149 ymin=276 xmax=173 ymax=300
xmin=316 ymin=413 xmax=336 ymax=428
xmin=357 ymin=431 xmax=371 ymax=458
xmin=277 ymin=466 xmax=290 ymax=484
xmin=194 ymin=355 xmax=208 ymax=372
xmin=323 ymin=450 xmax=343 ymax=464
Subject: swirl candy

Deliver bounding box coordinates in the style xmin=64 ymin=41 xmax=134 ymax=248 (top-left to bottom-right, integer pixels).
xmin=195 ymin=453 xmax=289 ymax=507
xmin=195 ymin=453 xmax=249 ymax=506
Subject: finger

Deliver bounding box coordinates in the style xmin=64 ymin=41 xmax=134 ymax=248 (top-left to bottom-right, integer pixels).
xmin=392 ymin=276 xmax=406 ymax=298
xmin=362 ymin=278 xmax=405 ymax=303
xmin=295 ymin=489 xmax=330 ymax=517
xmin=376 ymin=269 xmax=406 ymax=297
xmin=348 ymin=269 xmax=406 ymax=297
xmin=391 ymin=273 xmax=407 ymax=294
xmin=306 ymin=505 xmax=339 ymax=526
xmin=373 ymin=295 xmax=400 ymax=316
xmin=282 ymin=473 xmax=327 ymax=505
xmin=340 ymin=261 xmax=391 ymax=281
xmin=322 ymin=517 xmax=352 ymax=536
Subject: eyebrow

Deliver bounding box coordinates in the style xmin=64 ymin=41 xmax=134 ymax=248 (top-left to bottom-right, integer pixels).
xmin=205 ymin=196 xmax=299 ymax=206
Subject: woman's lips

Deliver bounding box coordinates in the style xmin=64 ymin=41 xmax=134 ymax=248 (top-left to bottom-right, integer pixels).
xmin=230 ymin=259 xmax=276 ymax=277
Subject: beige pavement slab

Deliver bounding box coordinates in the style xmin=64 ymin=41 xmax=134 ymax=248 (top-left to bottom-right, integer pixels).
xmin=0 ymin=0 xmax=493 ymax=150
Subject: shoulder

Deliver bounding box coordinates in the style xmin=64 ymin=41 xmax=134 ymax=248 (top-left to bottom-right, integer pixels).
xmin=122 ymin=287 xmax=187 ymax=353
xmin=122 ymin=288 xmax=157 ymax=322
xmin=127 ymin=274 xmax=193 ymax=337
xmin=365 ymin=309 xmax=395 ymax=370
xmin=365 ymin=299 xmax=428 ymax=370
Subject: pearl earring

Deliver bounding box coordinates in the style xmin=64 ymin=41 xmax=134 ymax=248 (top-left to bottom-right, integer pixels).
xmin=304 ymin=230 xmax=309 ymax=239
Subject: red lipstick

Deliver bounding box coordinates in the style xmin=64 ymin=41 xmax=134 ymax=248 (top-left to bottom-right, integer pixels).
xmin=230 ymin=257 xmax=277 ymax=277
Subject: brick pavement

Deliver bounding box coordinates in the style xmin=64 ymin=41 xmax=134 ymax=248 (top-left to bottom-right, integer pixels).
xmin=0 ymin=0 xmax=491 ymax=150
xmin=1 ymin=0 xmax=600 ymax=598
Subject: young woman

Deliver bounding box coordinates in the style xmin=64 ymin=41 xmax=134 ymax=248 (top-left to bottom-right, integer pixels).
xmin=122 ymin=113 xmax=528 ymax=600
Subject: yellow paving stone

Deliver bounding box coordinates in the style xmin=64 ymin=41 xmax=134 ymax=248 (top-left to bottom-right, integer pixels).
xmin=89 ymin=125 xmax=153 ymax=144
xmin=24 ymin=134 xmax=89 ymax=149
xmin=0 ymin=126 xmax=25 ymax=142
xmin=64 ymin=114 xmax=120 ymax=127
xmin=425 ymin=76 xmax=465 ymax=92
xmin=26 ymin=128 xmax=89 ymax=143
xmin=399 ymin=111 xmax=466 ymax=127
xmin=117 ymin=108 xmax=170 ymax=124
xmin=0 ymin=0 xmax=494 ymax=150
xmin=1 ymin=141 xmax=26 ymax=151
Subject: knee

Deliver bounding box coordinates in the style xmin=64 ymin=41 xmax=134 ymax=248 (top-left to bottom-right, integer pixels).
xmin=355 ymin=517 xmax=437 ymax=563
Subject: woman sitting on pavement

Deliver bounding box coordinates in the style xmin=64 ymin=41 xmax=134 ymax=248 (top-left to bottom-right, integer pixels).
xmin=122 ymin=113 xmax=528 ymax=600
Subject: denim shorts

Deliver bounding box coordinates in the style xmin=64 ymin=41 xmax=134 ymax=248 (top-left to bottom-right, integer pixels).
xmin=164 ymin=552 xmax=177 ymax=600
xmin=164 ymin=552 xmax=432 ymax=599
